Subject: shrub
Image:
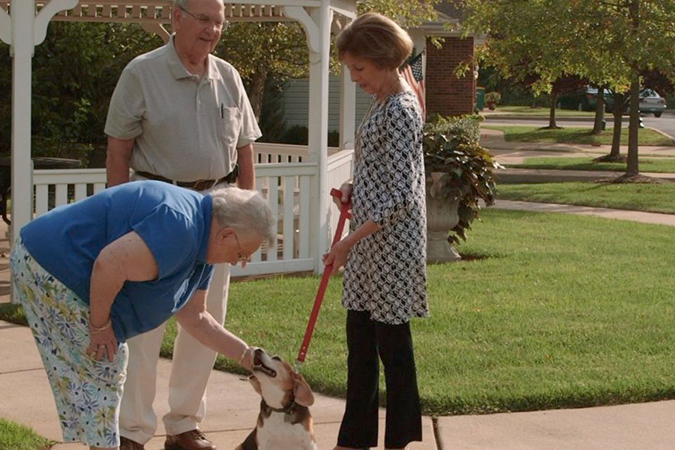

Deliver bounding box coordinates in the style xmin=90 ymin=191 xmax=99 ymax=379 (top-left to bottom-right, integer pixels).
xmin=423 ymin=115 xmax=502 ymax=244
xmin=485 ymin=91 xmax=502 ymax=109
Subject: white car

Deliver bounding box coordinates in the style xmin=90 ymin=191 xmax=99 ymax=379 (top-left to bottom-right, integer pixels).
xmin=639 ymin=89 xmax=667 ymax=117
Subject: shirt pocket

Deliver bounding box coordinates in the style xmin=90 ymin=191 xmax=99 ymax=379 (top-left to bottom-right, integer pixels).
xmin=218 ymin=107 xmax=241 ymax=149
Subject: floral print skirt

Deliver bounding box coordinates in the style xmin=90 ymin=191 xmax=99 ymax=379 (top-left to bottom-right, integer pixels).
xmin=10 ymin=239 xmax=128 ymax=448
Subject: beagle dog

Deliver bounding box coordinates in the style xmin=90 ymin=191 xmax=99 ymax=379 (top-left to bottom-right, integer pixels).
xmin=236 ymin=348 xmax=318 ymax=450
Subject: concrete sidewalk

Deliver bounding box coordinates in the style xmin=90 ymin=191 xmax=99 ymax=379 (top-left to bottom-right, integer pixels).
xmin=3 ymin=202 xmax=675 ymax=449
xmin=0 ymin=319 xmax=440 ymax=450
xmin=481 ymin=127 xmax=675 ymax=184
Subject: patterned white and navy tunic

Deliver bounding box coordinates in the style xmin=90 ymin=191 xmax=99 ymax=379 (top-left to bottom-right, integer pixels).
xmin=343 ymin=90 xmax=428 ymax=325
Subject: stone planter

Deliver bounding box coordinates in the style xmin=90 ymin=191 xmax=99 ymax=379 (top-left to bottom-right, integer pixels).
xmin=426 ymin=172 xmax=461 ymax=263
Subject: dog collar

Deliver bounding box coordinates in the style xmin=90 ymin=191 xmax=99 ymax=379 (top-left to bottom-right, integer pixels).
xmin=262 ymin=399 xmax=297 ymax=415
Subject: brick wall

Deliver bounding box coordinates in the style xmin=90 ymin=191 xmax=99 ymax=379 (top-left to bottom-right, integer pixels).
xmin=425 ymin=36 xmax=476 ymax=117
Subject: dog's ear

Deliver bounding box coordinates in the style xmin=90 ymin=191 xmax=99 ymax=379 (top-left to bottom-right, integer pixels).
xmin=292 ymin=372 xmax=315 ymax=407
xmin=248 ymin=374 xmax=262 ymax=395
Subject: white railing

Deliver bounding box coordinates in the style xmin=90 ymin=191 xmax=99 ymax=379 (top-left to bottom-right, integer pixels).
xmin=246 ymin=162 xmax=316 ymax=276
xmin=255 ymin=142 xmax=341 ymax=164
xmin=31 ymin=145 xmax=354 ymax=277
xmin=326 ymin=148 xmax=354 ymax=238
xmin=33 ymin=169 xmax=107 ymax=217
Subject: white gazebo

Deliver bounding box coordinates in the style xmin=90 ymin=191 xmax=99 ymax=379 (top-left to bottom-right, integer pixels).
xmin=0 ymin=0 xmax=358 ymax=286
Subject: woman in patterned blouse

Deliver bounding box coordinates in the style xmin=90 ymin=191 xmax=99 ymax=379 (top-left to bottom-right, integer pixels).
xmin=324 ymin=12 xmax=428 ymax=450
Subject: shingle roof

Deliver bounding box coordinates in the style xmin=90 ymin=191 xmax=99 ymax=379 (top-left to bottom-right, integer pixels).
xmin=435 ymin=0 xmax=463 ymax=21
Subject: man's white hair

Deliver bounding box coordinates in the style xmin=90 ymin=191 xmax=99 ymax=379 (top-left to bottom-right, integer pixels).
xmin=211 ymin=187 xmax=276 ymax=244
xmin=174 ymin=0 xmax=225 ymax=9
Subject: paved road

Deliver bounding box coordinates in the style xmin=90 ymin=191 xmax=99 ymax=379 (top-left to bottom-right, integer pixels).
xmin=485 ymin=112 xmax=675 ymax=140
xmin=643 ymin=114 xmax=675 ymax=138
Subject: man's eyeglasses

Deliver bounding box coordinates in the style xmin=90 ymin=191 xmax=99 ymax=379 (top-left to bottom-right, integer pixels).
xmin=178 ymin=6 xmax=227 ymax=31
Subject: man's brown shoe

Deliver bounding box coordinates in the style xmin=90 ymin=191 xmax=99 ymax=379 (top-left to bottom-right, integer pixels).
xmin=165 ymin=429 xmax=216 ymax=450
xmin=120 ymin=436 xmax=145 ymax=450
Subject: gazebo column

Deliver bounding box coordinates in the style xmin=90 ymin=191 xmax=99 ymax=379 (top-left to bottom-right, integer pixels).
xmin=5 ymin=0 xmax=78 ymax=302
xmin=286 ymin=2 xmax=332 ymax=273
xmin=308 ymin=3 xmax=333 ymax=273
xmin=332 ymin=17 xmax=355 ymax=151
xmin=338 ymin=53 xmax=356 ymax=149
xmin=9 ymin=0 xmax=35 ymax=245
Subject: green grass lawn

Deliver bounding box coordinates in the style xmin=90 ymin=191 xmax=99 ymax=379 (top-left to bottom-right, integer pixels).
xmin=5 ymin=210 xmax=674 ymax=416
xmin=507 ymin=157 xmax=675 ymax=173
xmin=487 ymin=106 xmax=596 ymax=117
xmin=497 ymin=182 xmax=675 ymax=214
xmin=484 ymin=125 xmax=674 ymax=147
xmin=0 ymin=419 xmax=53 ymax=450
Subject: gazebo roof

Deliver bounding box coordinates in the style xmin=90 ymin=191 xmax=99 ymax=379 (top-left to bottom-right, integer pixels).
xmin=0 ymin=1 xmax=336 ymax=24
xmin=0 ymin=0 xmax=353 ymax=49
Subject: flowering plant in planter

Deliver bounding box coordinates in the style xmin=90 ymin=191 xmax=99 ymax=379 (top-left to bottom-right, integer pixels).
xmin=485 ymin=91 xmax=502 ymax=110
xmin=423 ymin=115 xmax=502 ymax=249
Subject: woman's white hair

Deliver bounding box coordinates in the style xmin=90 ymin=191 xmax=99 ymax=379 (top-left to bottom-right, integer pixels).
xmin=210 ymin=187 xmax=276 ymax=244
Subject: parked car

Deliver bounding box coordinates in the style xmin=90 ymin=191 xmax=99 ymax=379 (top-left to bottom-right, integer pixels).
xmin=560 ymin=86 xmax=668 ymax=117
xmin=638 ymin=89 xmax=667 ymax=117
xmin=557 ymin=87 xmax=612 ymax=111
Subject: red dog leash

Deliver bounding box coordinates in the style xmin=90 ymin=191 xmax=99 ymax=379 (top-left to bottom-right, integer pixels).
xmin=296 ymin=188 xmax=351 ymax=371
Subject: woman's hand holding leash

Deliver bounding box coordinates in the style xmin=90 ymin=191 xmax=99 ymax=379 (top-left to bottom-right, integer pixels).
xmin=333 ymin=182 xmax=353 ymax=212
xmin=323 ymin=240 xmax=351 ymax=275
xmin=324 ymin=185 xmax=353 ymax=274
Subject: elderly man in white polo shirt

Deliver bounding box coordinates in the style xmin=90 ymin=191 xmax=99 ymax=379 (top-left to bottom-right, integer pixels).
xmin=104 ymin=0 xmax=261 ymax=449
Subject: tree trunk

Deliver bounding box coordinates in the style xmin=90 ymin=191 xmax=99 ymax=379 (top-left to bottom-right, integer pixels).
xmin=546 ymin=93 xmax=559 ymax=129
xmin=592 ymin=87 xmax=605 ymax=135
xmin=626 ymin=0 xmax=640 ymax=177
xmin=595 ymin=92 xmax=625 ymax=163
xmin=626 ymin=75 xmax=641 ymax=176
xmin=610 ymin=93 xmax=624 ymax=159
xmin=248 ymin=68 xmax=268 ymax=121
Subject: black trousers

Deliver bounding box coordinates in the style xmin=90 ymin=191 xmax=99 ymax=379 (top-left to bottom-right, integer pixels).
xmin=337 ymin=310 xmax=422 ymax=449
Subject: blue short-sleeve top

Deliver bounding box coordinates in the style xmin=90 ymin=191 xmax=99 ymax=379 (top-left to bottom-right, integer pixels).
xmin=19 ymin=180 xmax=215 ymax=342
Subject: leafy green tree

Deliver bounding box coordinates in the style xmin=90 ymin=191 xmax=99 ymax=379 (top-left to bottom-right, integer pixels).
xmin=463 ymin=0 xmax=675 ymax=180
xmin=564 ymin=0 xmax=675 ymax=178
xmin=462 ymin=1 xmax=586 ymax=129
xmin=0 ymin=41 xmax=11 ymax=155
xmin=0 ymin=22 xmax=162 ymax=164
xmin=217 ymin=22 xmax=307 ymax=120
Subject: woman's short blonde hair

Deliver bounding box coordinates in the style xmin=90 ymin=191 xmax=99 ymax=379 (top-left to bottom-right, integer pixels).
xmin=336 ymin=12 xmax=413 ymax=69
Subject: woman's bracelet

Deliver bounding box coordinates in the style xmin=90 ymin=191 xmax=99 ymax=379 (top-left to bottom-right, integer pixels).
xmin=238 ymin=346 xmax=251 ymax=365
xmin=90 ymin=319 xmax=112 ymax=334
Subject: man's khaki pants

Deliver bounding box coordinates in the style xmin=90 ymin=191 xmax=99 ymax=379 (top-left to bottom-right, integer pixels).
xmin=118 ymin=262 xmax=229 ymax=444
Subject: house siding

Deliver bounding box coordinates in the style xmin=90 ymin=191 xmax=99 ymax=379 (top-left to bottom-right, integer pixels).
xmin=281 ymin=76 xmax=371 ymax=133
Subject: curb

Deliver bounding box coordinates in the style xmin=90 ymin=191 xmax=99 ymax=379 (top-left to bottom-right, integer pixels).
xmin=495 ymin=168 xmax=675 ymax=184
xmin=483 ymin=114 xmax=598 ymax=123
xmin=645 ymin=126 xmax=675 ymax=142
xmin=491 ymin=200 xmax=675 ymax=227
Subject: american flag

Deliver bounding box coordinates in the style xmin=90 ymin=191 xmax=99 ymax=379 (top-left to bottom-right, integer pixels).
xmin=400 ymin=52 xmax=426 ymax=120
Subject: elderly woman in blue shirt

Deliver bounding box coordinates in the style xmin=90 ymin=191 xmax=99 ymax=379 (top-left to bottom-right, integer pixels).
xmin=10 ymin=180 xmax=275 ymax=450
